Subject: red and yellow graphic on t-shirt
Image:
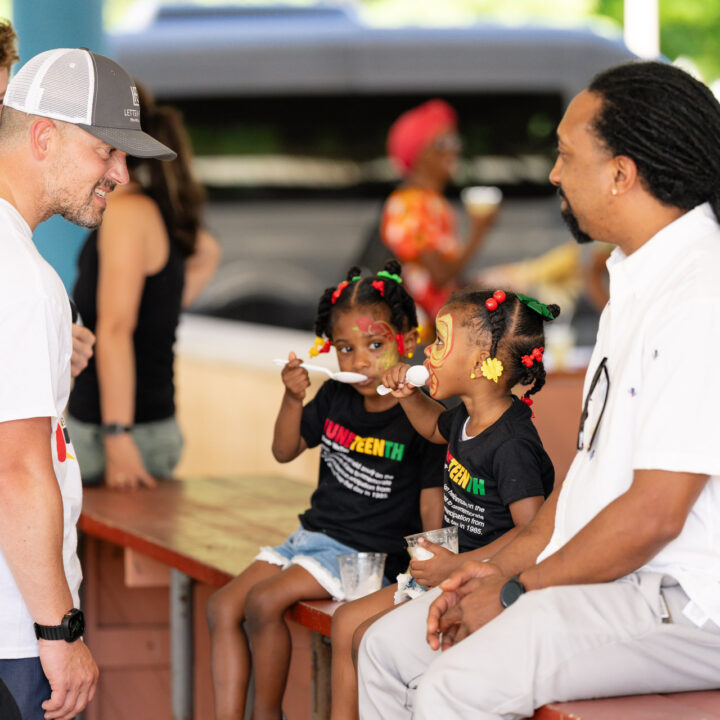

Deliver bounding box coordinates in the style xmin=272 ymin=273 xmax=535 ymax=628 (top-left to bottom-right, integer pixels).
xmin=446 ymin=448 xmax=485 ymax=496
xmin=323 ymin=418 xmax=405 ymax=461
xmin=427 ymin=312 xmax=454 ymax=396
xmin=55 ymin=420 xmax=75 ymax=463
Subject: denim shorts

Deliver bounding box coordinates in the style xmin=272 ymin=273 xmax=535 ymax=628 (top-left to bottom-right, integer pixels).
xmin=256 ymin=526 xmax=358 ymax=600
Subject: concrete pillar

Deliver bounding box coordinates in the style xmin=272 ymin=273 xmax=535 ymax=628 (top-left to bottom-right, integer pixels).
xmin=13 ymin=0 xmax=106 ymax=291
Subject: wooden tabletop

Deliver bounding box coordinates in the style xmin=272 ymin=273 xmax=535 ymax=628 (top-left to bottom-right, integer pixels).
xmin=79 ymin=476 xmax=312 ymax=587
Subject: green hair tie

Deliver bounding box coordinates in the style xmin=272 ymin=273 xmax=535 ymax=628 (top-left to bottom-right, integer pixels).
xmin=351 ymin=275 xmax=361 ymax=282
xmin=516 ymin=293 xmax=555 ymax=321
xmin=377 ymin=270 xmax=403 ymax=284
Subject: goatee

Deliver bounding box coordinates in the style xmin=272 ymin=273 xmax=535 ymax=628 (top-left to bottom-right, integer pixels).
xmin=558 ymin=189 xmax=594 ymax=245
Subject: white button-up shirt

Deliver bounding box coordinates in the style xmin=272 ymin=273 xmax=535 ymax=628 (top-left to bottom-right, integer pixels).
xmin=537 ymin=202 xmax=720 ymax=627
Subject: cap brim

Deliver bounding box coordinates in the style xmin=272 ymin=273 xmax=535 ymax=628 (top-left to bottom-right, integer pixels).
xmin=78 ymin=124 xmax=177 ymax=161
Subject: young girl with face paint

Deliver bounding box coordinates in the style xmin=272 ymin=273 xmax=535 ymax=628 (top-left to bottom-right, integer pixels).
xmin=328 ymin=288 xmax=559 ymax=720
xmin=206 ymin=260 xmax=446 ymax=720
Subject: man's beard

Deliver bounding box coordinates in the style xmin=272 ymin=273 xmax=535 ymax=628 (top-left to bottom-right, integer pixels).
xmin=45 ymin=173 xmax=112 ymax=229
xmin=558 ymin=189 xmax=594 ymax=245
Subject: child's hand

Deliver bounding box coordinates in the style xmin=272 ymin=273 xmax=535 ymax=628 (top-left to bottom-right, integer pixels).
xmin=409 ymin=539 xmax=463 ymax=588
xmin=381 ymin=363 xmax=417 ymax=398
xmin=281 ymin=351 xmax=310 ymax=401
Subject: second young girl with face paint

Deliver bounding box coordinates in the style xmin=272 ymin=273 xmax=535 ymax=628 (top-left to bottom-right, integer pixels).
xmin=330 ymin=288 xmax=559 ymax=720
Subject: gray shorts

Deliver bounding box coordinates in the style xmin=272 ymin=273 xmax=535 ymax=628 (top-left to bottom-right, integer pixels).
xmin=66 ymin=414 xmax=184 ymax=486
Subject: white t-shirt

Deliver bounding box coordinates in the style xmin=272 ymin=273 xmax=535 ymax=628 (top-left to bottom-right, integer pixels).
xmin=538 ymin=203 xmax=720 ymax=628
xmin=0 ymin=199 xmax=82 ymax=658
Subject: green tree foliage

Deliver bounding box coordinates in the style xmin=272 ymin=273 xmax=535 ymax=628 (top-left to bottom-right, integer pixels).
xmin=597 ymin=0 xmax=720 ymax=81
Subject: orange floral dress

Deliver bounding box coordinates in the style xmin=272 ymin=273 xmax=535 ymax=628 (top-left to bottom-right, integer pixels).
xmin=380 ymin=187 xmax=461 ymax=321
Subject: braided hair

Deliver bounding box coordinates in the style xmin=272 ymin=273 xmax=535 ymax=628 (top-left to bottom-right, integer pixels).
xmin=314 ymin=259 xmax=418 ymax=342
xmin=449 ymin=289 xmax=560 ymax=402
xmin=588 ymin=61 xmax=720 ymax=222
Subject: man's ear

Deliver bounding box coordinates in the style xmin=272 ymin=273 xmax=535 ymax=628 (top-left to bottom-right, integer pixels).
xmin=29 ymin=117 xmax=56 ymax=162
xmin=611 ymin=154 xmax=638 ymax=196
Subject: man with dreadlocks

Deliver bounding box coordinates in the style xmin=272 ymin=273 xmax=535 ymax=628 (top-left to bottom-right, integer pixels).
xmin=357 ymin=60 xmax=720 ymax=719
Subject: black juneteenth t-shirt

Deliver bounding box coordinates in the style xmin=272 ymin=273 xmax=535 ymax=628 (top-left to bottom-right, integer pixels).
xmin=299 ymin=380 xmax=446 ymax=580
xmin=437 ymin=397 xmax=554 ymax=553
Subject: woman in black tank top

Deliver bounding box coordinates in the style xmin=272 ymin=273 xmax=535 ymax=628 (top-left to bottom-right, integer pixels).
xmin=67 ymin=84 xmax=221 ymax=489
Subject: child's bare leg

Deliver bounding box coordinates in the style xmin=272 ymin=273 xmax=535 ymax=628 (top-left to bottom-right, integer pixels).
xmin=207 ymin=561 xmax=282 ymax=720
xmin=245 ymin=564 xmax=331 ymax=720
xmin=351 ymin=599 xmax=405 ymax=670
xmin=330 ymin=584 xmax=397 ymax=720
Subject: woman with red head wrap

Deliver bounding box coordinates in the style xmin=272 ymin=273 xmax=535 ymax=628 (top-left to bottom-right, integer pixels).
xmin=381 ymin=99 xmax=499 ymax=327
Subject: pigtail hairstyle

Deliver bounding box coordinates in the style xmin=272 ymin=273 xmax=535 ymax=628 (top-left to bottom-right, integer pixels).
xmin=127 ymin=82 xmax=206 ymax=257
xmin=451 ymin=289 xmax=560 ymax=402
xmin=589 ymin=61 xmax=720 ymax=223
xmin=313 ymin=259 xmax=418 ymax=343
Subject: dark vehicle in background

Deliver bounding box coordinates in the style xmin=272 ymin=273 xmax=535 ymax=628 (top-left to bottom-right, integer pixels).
xmin=110 ymin=3 xmax=633 ymax=330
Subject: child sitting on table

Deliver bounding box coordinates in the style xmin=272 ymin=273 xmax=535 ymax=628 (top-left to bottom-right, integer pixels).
xmin=330 ymin=289 xmax=559 ymax=720
xmin=206 ymin=259 xmax=445 ymax=720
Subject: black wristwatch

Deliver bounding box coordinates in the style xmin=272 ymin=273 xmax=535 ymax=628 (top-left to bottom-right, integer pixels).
xmin=34 ymin=609 xmax=85 ymax=642
xmin=499 ymin=575 xmax=526 ymax=608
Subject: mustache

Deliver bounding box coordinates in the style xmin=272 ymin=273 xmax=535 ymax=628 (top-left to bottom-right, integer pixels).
xmin=95 ymin=179 xmax=117 ymax=192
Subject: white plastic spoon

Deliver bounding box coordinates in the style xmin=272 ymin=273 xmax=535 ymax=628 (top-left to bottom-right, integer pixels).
xmin=272 ymin=359 xmax=368 ymax=384
xmin=377 ymin=365 xmax=430 ymax=395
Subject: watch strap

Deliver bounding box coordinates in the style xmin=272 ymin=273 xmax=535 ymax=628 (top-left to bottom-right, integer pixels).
xmin=33 ymin=623 xmax=66 ymax=640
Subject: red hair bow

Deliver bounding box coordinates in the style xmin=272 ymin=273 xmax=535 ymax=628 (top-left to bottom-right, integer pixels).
xmin=372 ymin=280 xmax=385 ymax=297
xmin=331 ymin=281 xmax=349 ymax=304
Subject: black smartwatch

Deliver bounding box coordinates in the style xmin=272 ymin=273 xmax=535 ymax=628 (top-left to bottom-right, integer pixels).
xmin=34 ymin=609 xmax=85 ymax=642
xmin=499 ymin=575 xmax=526 ymax=608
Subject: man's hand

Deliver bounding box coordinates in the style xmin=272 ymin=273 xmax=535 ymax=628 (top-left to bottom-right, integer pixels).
xmin=435 ymin=574 xmax=507 ymax=649
xmin=104 ymin=434 xmax=157 ymax=490
xmin=70 ymin=325 xmax=95 ymax=378
xmin=426 ymin=560 xmax=503 ymax=650
xmin=39 ymin=639 xmax=98 ymax=720
xmin=409 ymin=540 xmax=463 ymax=588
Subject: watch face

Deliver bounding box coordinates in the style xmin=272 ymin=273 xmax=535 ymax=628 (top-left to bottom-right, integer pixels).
xmin=500 ymin=579 xmax=525 ymax=608
xmin=65 ymin=610 xmax=85 ymax=639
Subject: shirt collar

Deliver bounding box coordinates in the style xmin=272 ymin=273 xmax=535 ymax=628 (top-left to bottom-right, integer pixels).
xmin=606 ymin=202 xmax=717 ymax=295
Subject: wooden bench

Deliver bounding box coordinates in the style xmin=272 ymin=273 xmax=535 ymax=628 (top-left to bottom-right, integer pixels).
xmin=288 ymin=600 xmax=720 ymax=720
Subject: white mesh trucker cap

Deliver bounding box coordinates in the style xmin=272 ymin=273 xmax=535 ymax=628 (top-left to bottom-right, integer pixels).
xmin=4 ymin=48 xmax=176 ymax=161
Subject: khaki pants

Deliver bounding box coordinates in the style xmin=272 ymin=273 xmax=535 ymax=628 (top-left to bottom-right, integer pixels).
xmin=358 ymin=573 xmax=720 ymax=720
xmin=66 ymin=414 xmax=183 ymax=485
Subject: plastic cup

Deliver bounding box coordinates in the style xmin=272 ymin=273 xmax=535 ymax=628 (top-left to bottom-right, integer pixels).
xmin=338 ymin=552 xmax=387 ymax=600
xmin=404 ymin=526 xmax=459 ymax=560
xmin=460 ymin=185 xmax=503 ymax=218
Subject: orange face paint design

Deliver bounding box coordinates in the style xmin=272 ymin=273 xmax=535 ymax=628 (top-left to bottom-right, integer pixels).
xmin=427 ymin=312 xmax=454 ymax=395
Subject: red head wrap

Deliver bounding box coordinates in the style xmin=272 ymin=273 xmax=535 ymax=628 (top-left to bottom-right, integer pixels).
xmin=387 ymin=99 xmax=458 ymax=175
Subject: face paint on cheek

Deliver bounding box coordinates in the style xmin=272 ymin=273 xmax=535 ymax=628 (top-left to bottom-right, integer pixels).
xmin=427 ymin=313 xmax=454 ymax=394
xmin=376 ymin=344 xmax=400 ymax=373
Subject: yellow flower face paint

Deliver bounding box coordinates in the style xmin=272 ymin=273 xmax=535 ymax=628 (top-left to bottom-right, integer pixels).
xmin=427 ymin=312 xmax=454 ymax=395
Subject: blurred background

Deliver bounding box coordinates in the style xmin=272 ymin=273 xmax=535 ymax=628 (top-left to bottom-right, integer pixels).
xmin=9 ymin=0 xmax=720 ymax=340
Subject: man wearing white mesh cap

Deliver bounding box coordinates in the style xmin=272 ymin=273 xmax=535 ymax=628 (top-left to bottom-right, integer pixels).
xmin=0 ymin=48 xmax=175 ymax=720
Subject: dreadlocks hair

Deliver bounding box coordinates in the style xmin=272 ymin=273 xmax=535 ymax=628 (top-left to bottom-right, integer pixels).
xmin=588 ymin=61 xmax=720 ymax=222
xmin=449 ymin=289 xmax=560 ymax=401
xmin=314 ymin=259 xmax=418 ymax=343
